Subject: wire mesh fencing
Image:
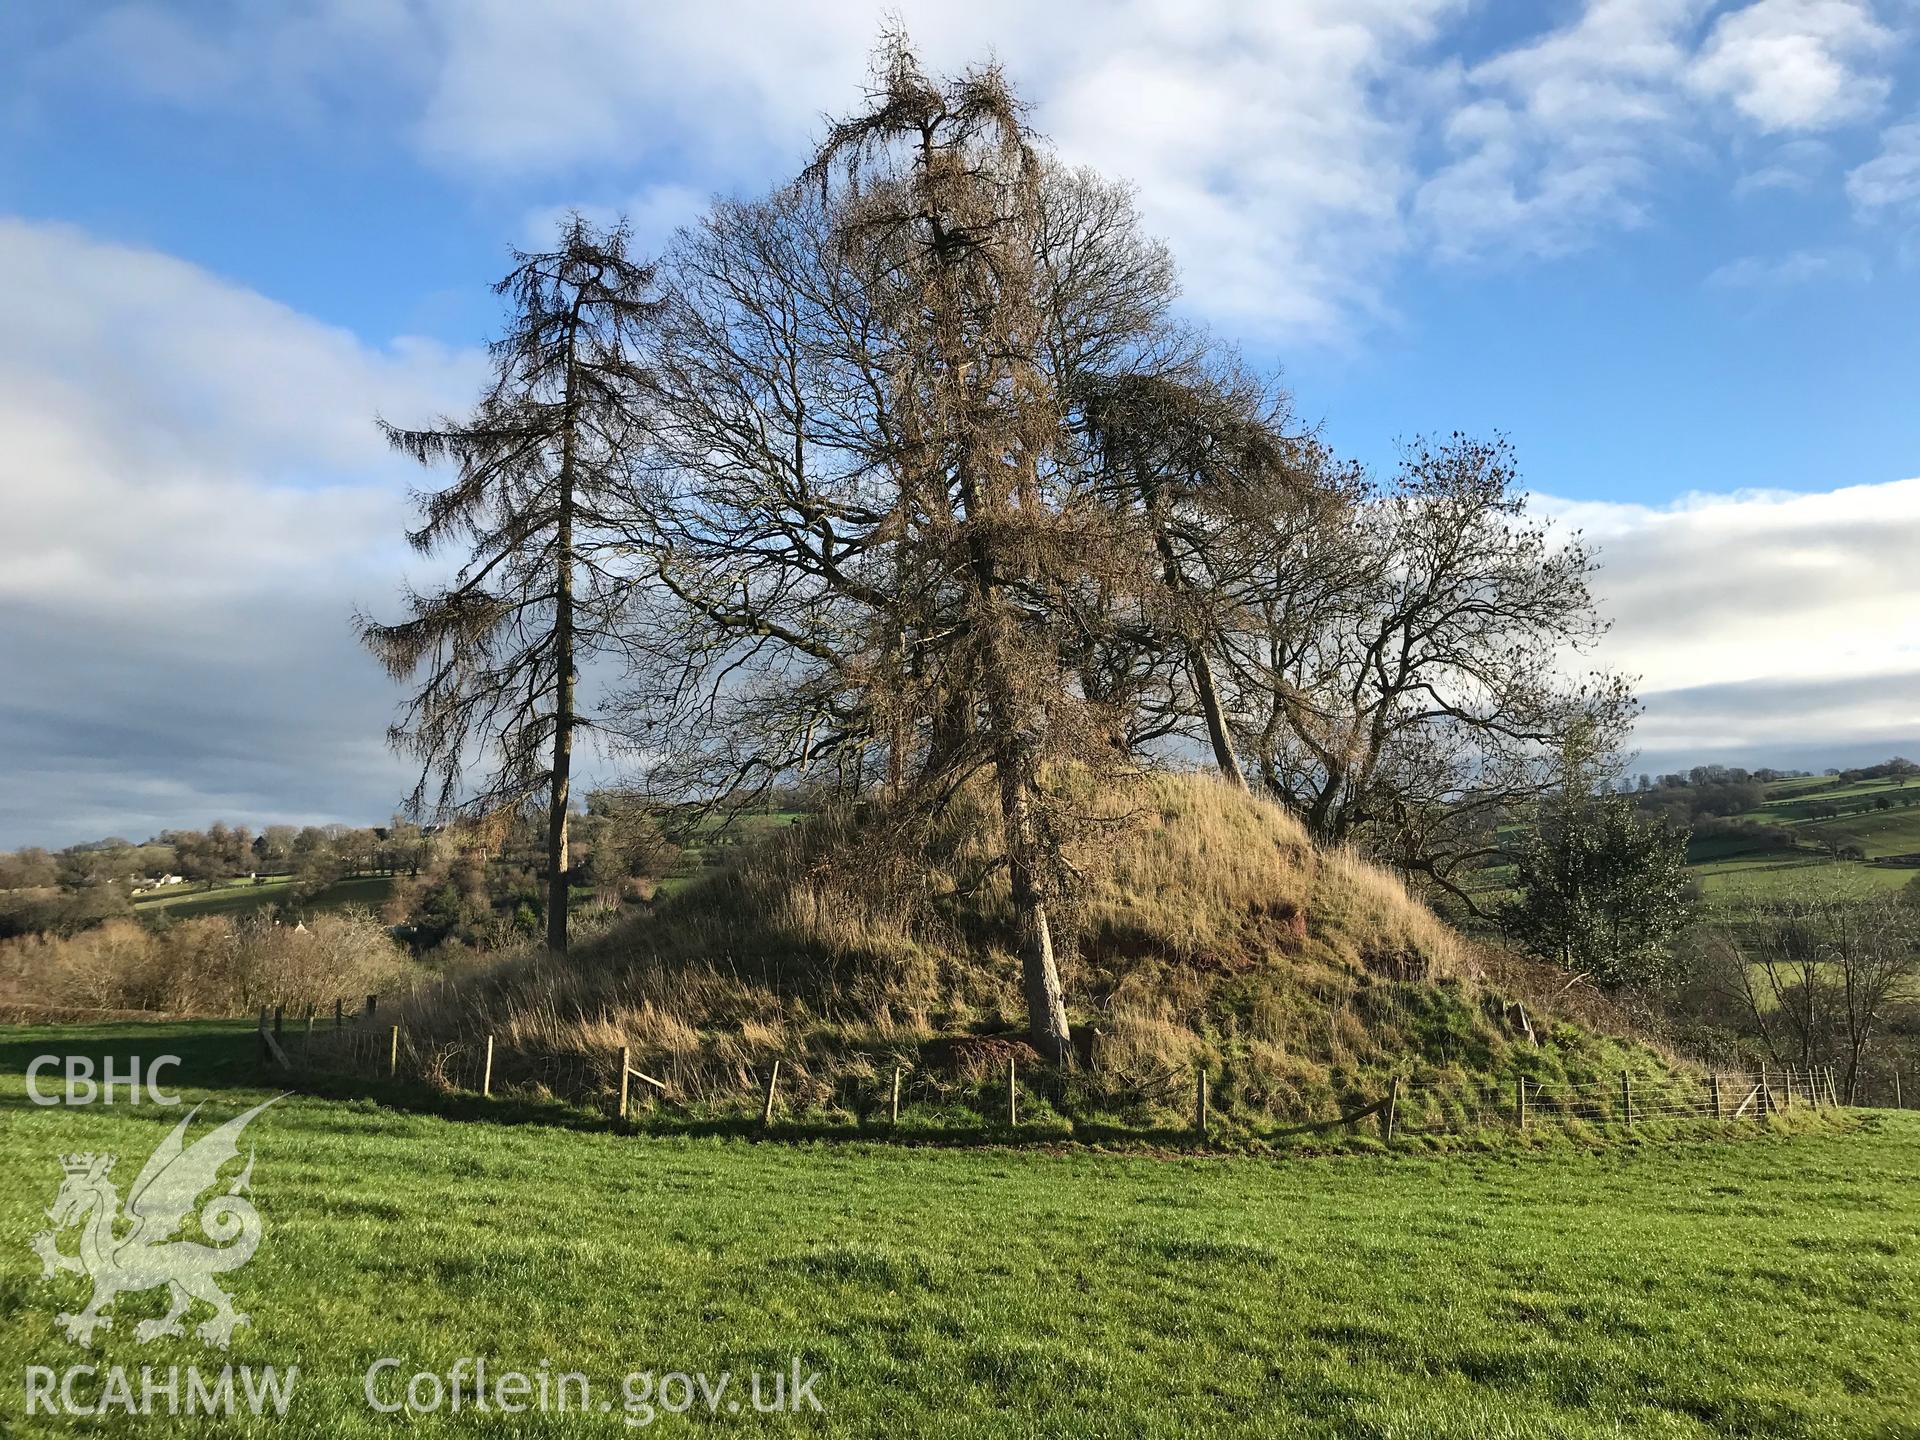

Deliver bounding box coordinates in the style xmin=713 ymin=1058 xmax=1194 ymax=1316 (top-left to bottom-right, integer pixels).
xmin=250 ymin=999 xmax=1885 ymax=1146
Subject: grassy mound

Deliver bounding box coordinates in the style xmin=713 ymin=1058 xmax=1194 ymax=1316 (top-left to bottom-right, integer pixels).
xmin=396 ymin=773 xmax=1697 ymax=1141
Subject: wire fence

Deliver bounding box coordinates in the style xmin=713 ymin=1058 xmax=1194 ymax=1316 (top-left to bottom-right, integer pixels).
xmin=253 ymin=998 xmax=1884 ymax=1144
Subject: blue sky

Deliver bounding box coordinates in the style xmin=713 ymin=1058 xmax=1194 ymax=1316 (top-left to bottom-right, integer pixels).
xmin=2 ymin=0 xmax=1918 ymax=845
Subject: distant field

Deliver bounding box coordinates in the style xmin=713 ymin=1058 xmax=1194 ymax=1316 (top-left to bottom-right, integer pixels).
xmin=1682 ymin=773 xmax=1920 ymax=909
xmin=1744 ymin=775 xmax=1916 ymax=825
xmin=131 ymin=874 xmax=395 ymax=920
xmin=3 ymin=1021 xmax=1918 ymax=1437
xmin=1691 ymin=855 xmax=1916 ymax=902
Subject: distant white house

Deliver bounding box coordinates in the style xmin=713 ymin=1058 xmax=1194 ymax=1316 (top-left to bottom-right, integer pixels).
xmin=132 ymin=873 xmax=186 ymax=894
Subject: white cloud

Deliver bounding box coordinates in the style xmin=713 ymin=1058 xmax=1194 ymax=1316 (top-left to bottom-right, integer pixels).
xmin=1731 ymin=136 xmax=1837 ymax=193
xmin=1688 ymin=0 xmax=1893 ymax=132
xmin=1533 ymin=478 xmax=1920 ymax=756
xmin=1705 ymin=245 xmax=1871 ymax=285
xmin=1414 ymin=0 xmax=1706 ymax=259
xmin=1847 ymin=116 xmax=1920 ymax=214
xmin=1413 ymin=0 xmax=1900 ymax=258
xmin=0 ymin=218 xmax=486 ymax=845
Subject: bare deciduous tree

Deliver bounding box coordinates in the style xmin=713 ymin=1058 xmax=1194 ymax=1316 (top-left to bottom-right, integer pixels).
xmin=1222 ymin=434 xmax=1637 ymax=908
xmin=1710 ymin=897 xmax=1920 ymax=1099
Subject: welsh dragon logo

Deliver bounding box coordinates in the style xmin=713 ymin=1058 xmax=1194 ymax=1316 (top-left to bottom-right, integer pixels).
xmin=30 ymin=1098 xmax=279 ymax=1348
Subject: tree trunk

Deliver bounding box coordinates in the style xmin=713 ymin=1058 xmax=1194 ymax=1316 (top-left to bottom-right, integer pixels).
xmin=547 ymin=313 xmax=581 ymax=955
xmin=957 ymin=460 xmax=1072 ymax=1063
xmin=997 ymin=739 xmax=1073 ymax=1064
xmin=1191 ymin=645 xmax=1246 ymax=789
xmin=547 ymin=512 xmax=574 ymax=954
xmin=1144 ymin=489 xmax=1245 ymax=789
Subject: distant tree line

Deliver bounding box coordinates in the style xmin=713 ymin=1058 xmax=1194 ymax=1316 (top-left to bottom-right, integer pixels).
xmin=0 ymin=796 xmax=680 ymax=955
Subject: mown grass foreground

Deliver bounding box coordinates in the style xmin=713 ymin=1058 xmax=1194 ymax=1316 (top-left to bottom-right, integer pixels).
xmin=3 ymin=1025 xmax=1917 ymax=1437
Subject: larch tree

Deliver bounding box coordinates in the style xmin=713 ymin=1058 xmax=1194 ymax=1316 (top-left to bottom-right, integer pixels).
xmin=358 ymin=217 xmax=659 ymax=954
xmin=624 ymin=37 xmax=1188 ymax=1062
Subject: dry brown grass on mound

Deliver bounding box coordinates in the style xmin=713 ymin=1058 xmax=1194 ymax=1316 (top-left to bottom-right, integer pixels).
xmin=379 ymin=773 xmax=1494 ymax=1113
xmin=1077 ymin=774 xmax=1463 ymax=977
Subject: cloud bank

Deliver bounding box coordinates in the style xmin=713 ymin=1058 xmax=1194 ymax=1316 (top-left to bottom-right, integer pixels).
xmin=1536 ymin=479 xmax=1920 ymax=771
xmin=0 ymin=219 xmax=484 ymax=847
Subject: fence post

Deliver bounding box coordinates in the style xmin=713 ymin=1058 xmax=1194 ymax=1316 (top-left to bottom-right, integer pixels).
xmin=334 ymin=998 xmax=344 ymax=1029
xmin=388 ymin=1025 xmax=399 ymax=1078
xmin=1711 ymin=1071 xmax=1723 ymax=1120
xmin=480 ymin=1035 xmax=494 ymax=1098
xmin=890 ymin=1066 xmax=902 ymax=1126
xmin=1896 ymin=1069 xmax=1904 ymax=1110
xmin=304 ymin=1007 xmax=314 ymax=1054
xmin=1760 ymin=1064 xmax=1771 ymax=1113
xmin=1620 ymin=1070 xmax=1632 ymax=1126
xmin=618 ymin=1046 xmax=632 ymax=1121
xmin=1383 ymin=1075 xmax=1400 ymax=1145
xmin=762 ymin=1060 xmax=780 ymax=1127
xmin=1007 ymin=1058 xmax=1018 ymax=1128
xmin=1829 ymin=1066 xmax=1842 ymax=1108
xmin=1195 ymin=1068 xmax=1210 ymax=1140
xmin=257 ymin=1007 xmax=269 ymax=1062
xmin=273 ymin=1004 xmax=284 ymax=1037
xmin=366 ymin=994 xmax=377 ymax=1019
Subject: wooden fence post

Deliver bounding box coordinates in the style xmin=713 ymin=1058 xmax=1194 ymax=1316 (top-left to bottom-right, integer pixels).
xmin=890 ymin=1066 xmax=902 ymax=1126
xmin=1195 ymin=1068 xmax=1210 ymax=1140
xmin=1383 ymin=1075 xmax=1400 ymax=1145
xmin=618 ymin=1046 xmax=632 ymax=1121
xmin=1829 ymin=1066 xmax=1841 ymax=1108
xmin=1621 ymin=1070 xmax=1632 ymax=1125
xmin=1711 ymin=1071 xmax=1723 ymax=1120
xmin=273 ymin=1004 xmax=284 ymax=1037
xmin=480 ymin=1035 xmax=494 ymax=1098
xmin=1007 ymin=1058 xmax=1018 ymax=1128
xmin=388 ymin=1025 xmax=399 ymax=1078
xmin=1896 ymin=1069 xmax=1903 ymax=1110
xmin=1760 ymin=1064 xmax=1771 ymax=1114
xmin=366 ymin=994 xmax=377 ymax=1019
xmin=762 ymin=1060 xmax=780 ymax=1127
xmin=334 ymin=998 xmax=344 ymax=1029
xmin=1515 ymin=1075 xmax=1527 ymax=1130
xmin=257 ymin=1007 xmax=269 ymax=1062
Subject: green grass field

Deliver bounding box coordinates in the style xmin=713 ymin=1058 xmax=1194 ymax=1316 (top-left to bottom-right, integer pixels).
xmin=4 ymin=1022 xmax=1917 ymax=1437
xmin=130 ymin=875 xmax=395 ymax=922
xmin=1690 ymin=855 xmax=1917 ymax=903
